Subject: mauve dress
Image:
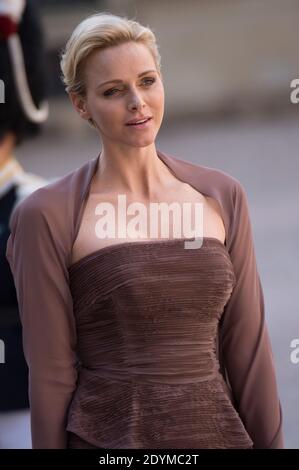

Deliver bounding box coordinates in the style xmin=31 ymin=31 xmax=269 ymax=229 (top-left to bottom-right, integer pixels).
xmin=6 ymin=150 xmax=284 ymax=448
xmin=66 ymin=237 xmax=253 ymax=449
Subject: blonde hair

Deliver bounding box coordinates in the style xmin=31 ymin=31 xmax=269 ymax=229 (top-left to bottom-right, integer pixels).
xmin=60 ymin=12 xmax=162 ymax=97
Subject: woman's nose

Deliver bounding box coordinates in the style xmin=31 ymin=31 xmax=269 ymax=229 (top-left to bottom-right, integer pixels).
xmin=128 ymin=91 xmax=145 ymax=112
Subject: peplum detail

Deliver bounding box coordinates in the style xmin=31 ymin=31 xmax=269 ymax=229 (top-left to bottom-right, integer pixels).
xmin=67 ymin=237 xmax=253 ymax=449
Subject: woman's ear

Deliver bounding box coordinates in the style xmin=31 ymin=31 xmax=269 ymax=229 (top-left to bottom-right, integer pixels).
xmin=69 ymin=92 xmax=90 ymax=121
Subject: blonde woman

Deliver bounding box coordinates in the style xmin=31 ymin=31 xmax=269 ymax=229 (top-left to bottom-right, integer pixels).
xmin=6 ymin=12 xmax=283 ymax=449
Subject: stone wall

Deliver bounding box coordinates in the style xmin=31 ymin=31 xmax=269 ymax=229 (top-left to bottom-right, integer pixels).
xmin=42 ymin=0 xmax=299 ymax=119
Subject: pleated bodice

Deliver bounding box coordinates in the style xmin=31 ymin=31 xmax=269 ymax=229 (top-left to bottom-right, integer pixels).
xmin=66 ymin=237 xmax=253 ymax=449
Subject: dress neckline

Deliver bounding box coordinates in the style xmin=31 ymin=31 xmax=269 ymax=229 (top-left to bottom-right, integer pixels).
xmin=71 ymin=149 xmax=230 ymax=269
xmin=68 ymin=236 xmax=228 ymax=273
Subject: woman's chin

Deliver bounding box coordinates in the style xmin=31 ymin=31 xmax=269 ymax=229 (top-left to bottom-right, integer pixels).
xmin=129 ymin=139 xmax=155 ymax=148
xmin=122 ymin=134 xmax=156 ymax=147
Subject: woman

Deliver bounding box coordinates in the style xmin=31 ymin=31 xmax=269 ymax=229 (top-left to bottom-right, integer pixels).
xmin=6 ymin=12 xmax=284 ymax=449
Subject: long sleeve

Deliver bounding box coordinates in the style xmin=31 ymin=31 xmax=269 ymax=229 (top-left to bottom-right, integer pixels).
xmin=219 ymin=181 xmax=284 ymax=448
xmin=6 ymin=196 xmax=78 ymax=448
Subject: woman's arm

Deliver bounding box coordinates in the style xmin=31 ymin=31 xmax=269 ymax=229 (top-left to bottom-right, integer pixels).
xmin=6 ymin=195 xmax=78 ymax=449
xmin=219 ymin=181 xmax=284 ymax=449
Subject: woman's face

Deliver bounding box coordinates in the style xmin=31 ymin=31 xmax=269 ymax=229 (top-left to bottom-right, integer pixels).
xmin=72 ymin=41 xmax=164 ymax=149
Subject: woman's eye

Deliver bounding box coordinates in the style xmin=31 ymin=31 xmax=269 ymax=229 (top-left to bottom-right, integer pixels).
xmin=103 ymin=77 xmax=156 ymax=97
xmin=143 ymin=77 xmax=156 ymax=86
xmin=103 ymin=88 xmax=119 ymax=96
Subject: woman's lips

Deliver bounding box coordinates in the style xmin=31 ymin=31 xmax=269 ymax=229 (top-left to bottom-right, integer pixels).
xmin=125 ymin=117 xmax=152 ymax=128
